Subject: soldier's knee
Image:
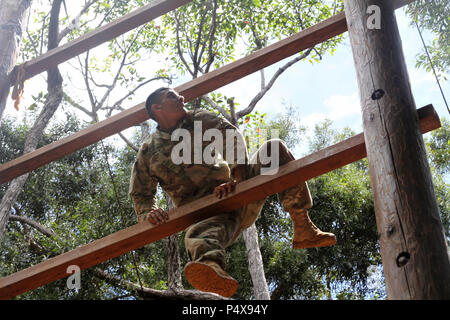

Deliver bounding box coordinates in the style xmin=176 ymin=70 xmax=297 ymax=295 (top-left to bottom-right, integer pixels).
xmin=262 ymin=139 xmax=294 ymax=164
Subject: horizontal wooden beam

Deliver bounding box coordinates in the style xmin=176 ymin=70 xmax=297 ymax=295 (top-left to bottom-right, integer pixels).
xmin=0 ymin=0 xmax=413 ymax=185
xmin=8 ymin=0 xmax=192 ymax=85
xmin=0 ymin=104 xmax=440 ymax=299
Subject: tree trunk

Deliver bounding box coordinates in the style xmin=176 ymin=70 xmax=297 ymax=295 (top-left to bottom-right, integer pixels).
xmin=0 ymin=0 xmax=31 ymax=122
xmin=243 ymin=223 xmax=270 ymax=299
xmin=227 ymin=112 xmax=270 ymax=300
xmin=0 ymin=0 xmax=63 ymax=240
xmin=344 ymin=0 xmax=450 ymax=299
xmin=165 ymin=195 xmax=183 ymax=290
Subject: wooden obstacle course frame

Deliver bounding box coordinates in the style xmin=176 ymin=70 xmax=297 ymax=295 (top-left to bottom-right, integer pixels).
xmin=0 ymin=105 xmax=440 ymax=299
xmin=2 ymin=0 xmax=448 ymax=300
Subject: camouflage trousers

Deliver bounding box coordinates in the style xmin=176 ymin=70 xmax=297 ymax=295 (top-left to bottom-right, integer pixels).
xmin=184 ymin=139 xmax=312 ymax=270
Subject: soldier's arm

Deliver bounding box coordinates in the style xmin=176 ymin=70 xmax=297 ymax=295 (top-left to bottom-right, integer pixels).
xmin=129 ymin=146 xmax=159 ymax=223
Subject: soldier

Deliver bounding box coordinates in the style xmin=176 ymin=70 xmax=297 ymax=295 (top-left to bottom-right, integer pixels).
xmin=129 ymin=87 xmax=336 ymax=297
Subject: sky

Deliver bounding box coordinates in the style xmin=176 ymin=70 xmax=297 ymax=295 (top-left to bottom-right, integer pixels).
xmin=3 ymin=6 xmax=449 ymax=161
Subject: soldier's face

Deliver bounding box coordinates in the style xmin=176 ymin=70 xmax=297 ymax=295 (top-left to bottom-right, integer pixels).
xmin=158 ymin=89 xmax=185 ymax=113
xmin=152 ymin=89 xmax=186 ymax=125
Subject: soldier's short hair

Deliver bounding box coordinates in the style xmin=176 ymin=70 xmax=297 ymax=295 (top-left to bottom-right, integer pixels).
xmin=145 ymin=87 xmax=169 ymax=121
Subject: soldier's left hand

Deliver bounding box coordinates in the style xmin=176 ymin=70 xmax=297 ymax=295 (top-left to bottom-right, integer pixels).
xmin=214 ymin=180 xmax=237 ymax=199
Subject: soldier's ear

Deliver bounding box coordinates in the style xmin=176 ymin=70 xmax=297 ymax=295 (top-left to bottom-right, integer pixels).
xmin=152 ymin=103 xmax=162 ymax=112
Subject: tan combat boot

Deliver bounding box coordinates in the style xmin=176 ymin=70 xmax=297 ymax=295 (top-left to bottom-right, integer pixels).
xmin=184 ymin=261 xmax=238 ymax=297
xmin=290 ymin=210 xmax=336 ymax=249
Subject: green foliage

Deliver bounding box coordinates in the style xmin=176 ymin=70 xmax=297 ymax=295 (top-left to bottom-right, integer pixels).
xmin=406 ymin=0 xmax=449 ymax=80
xmin=0 ymin=112 xmax=169 ymax=299
xmin=425 ymin=118 xmax=450 ymax=175
xmin=162 ymin=0 xmax=239 ymax=77
xmin=424 ymin=118 xmax=450 ymax=239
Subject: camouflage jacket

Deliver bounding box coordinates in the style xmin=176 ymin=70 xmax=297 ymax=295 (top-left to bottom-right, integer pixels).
xmin=129 ymin=109 xmax=248 ymax=222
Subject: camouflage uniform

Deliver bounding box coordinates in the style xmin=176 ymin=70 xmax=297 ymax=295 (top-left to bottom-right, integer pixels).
xmin=129 ymin=109 xmax=311 ymax=270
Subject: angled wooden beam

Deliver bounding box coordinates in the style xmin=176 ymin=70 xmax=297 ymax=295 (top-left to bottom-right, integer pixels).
xmin=0 ymin=0 xmax=414 ymax=185
xmin=8 ymin=0 xmax=192 ymax=85
xmin=0 ymin=105 xmax=440 ymax=299
xmin=8 ymin=0 xmax=414 ymax=86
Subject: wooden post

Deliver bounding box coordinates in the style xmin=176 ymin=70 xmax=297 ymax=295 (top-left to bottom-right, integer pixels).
xmin=343 ymin=0 xmax=450 ymax=299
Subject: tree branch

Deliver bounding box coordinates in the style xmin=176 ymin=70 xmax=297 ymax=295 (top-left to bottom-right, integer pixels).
xmin=118 ymin=132 xmax=138 ymax=152
xmin=236 ymin=47 xmax=314 ymax=119
xmin=103 ymin=76 xmax=172 ymax=117
xmin=228 ymin=97 xmax=237 ymax=125
xmin=95 ymin=27 xmax=145 ymax=112
xmin=260 ymin=69 xmax=265 ymax=90
xmin=204 ymin=0 xmax=218 ymax=73
xmin=63 ymin=92 xmax=94 ymax=118
xmin=201 ymin=95 xmax=232 ymax=122
xmin=57 ymin=0 xmax=98 ymax=43
xmin=9 ymin=215 xmax=55 ymax=237
xmin=25 ymin=9 xmax=41 ymax=58
xmin=173 ymin=11 xmax=195 ymax=77
xmin=92 ymin=268 xmax=230 ymax=300
xmin=192 ymin=6 xmax=210 ymax=74
xmin=48 ymin=0 xmax=64 ymax=49
xmin=78 ymin=52 xmax=97 ymax=116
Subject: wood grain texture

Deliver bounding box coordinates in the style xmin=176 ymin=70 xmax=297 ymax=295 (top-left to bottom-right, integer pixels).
xmin=0 ymin=0 xmax=415 ymax=185
xmin=0 ymin=106 xmax=440 ymax=300
xmin=344 ymin=0 xmax=450 ymax=299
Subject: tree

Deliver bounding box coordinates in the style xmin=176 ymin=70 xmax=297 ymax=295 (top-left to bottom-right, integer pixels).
xmin=405 ymin=0 xmax=449 ymax=79
xmin=424 ymin=118 xmax=449 ymax=239
xmin=163 ymin=0 xmax=344 ymax=299
xmin=0 ymin=0 xmax=64 ymax=240
xmin=0 ymin=111 xmax=225 ymax=299
xmin=1 ymin=0 xmax=345 ymax=299
xmin=0 ymin=0 xmax=32 ymax=122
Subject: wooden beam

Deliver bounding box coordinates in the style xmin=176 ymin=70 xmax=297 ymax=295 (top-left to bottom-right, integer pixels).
xmin=8 ymin=0 xmax=192 ymax=85
xmin=344 ymin=0 xmax=450 ymax=299
xmin=0 ymin=0 xmax=414 ymax=185
xmin=0 ymin=105 xmax=440 ymax=299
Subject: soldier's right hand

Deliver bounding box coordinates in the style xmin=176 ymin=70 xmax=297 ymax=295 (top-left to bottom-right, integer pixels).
xmin=146 ymin=208 xmax=169 ymax=225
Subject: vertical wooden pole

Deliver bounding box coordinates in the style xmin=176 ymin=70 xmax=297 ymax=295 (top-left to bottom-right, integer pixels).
xmin=343 ymin=0 xmax=450 ymax=299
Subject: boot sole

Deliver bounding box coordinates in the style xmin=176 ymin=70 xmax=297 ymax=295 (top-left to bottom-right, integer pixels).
xmin=184 ymin=262 xmax=238 ymax=298
xmin=293 ymin=235 xmax=337 ymax=249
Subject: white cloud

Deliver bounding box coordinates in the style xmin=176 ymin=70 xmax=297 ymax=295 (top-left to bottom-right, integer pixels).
xmin=301 ymin=112 xmax=328 ymax=127
xmin=323 ymin=92 xmax=361 ymax=121
xmin=408 ymin=66 xmax=441 ymax=85
xmin=296 ymin=92 xmax=362 ymax=146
